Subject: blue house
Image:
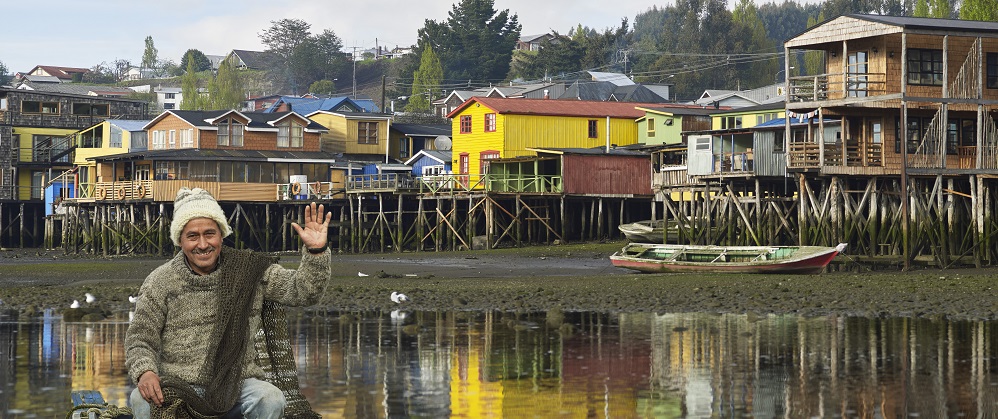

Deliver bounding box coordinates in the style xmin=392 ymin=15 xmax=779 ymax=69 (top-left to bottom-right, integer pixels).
xmin=404 ymin=150 xmax=452 ymax=177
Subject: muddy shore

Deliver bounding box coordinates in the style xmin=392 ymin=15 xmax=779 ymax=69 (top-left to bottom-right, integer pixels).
xmin=2 ymin=242 xmax=997 ymax=320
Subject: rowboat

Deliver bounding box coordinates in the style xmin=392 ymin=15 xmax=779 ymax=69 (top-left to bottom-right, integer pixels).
xmin=609 ymin=243 xmax=847 ymax=274
xmin=617 ymin=220 xmax=677 ymax=243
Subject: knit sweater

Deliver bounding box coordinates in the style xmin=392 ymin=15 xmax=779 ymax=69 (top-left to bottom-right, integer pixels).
xmin=124 ymin=246 xmax=331 ymax=386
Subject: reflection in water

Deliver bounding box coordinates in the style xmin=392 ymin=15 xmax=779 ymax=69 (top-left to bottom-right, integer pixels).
xmin=2 ymin=310 xmax=998 ymax=417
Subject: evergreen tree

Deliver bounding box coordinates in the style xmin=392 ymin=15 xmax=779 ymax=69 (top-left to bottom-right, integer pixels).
xmin=406 ymin=47 xmax=443 ymax=112
xmin=180 ymin=49 xmax=212 ymax=73
xmin=210 ymin=59 xmax=244 ymax=110
xmin=913 ymin=0 xmax=930 ymax=16
xmin=732 ymin=0 xmax=778 ymax=87
xmin=180 ymin=59 xmax=201 ymax=110
xmin=802 ymin=14 xmax=826 ymax=77
xmin=960 ymin=0 xmax=998 ymax=21
xmin=0 ymin=60 xmax=9 ymax=85
xmin=416 ymin=0 xmax=521 ymax=83
xmin=142 ymin=36 xmax=158 ymax=69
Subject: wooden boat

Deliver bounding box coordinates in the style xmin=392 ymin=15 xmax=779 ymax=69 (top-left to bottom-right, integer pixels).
xmin=610 ymin=243 xmax=847 ymax=274
xmin=617 ymin=220 xmax=676 ymax=243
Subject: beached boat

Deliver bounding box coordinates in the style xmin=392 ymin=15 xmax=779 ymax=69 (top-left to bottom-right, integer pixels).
xmin=617 ymin=220 xmax=676 ymax=243
xmin=610 ymin=243 xmax=847 ymax=274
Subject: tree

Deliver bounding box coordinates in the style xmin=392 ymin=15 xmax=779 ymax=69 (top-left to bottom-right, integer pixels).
xmin=406 ymin=47 xmax=443 ymax=112
xmin=0 ymin=60 xmax=10 ymax=86
xmin=309 ymin=79 xmax=337 ymax=95
xmin=142 ymin=36 xmax=158 ymax=69
xmin=913 ymin=0 xmax=930 ymax=16
xmin=960 ymin=0 xmax=998 ymax=21
xmin=732 ymin=0 xmax=778 ymax=87
xmin=208 ymin=59 xmax=244 ymax=110
xmin=802 ymin=14 xmax=826 ymax=77
xmin=259 ymin=20 xmax=347 ymax=94
xmin=82 ymin=62 xmax=117 ymax=84
xmin=416 ymin=0 xmax=521 ymax=83
xmin=180 ymin=49 xmax=212 ymax=73
xmin=180 ymin=59 xmax=202 ymax=110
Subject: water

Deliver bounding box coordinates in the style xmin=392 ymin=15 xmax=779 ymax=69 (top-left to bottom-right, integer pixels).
xmin=4 ymin=309 xmax=998 ymax=418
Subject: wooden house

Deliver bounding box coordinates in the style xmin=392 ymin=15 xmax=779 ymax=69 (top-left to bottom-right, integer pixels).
xmin=0 ymin=87 xmax=149 ymax=202
xmin=784 ymin=14 xmax=998 ymax=175
xmin=635 ymin=106 xmax=714 ymax=146
xmin=487 ymin=147 xmax=653 ymax=196
xmin=86 ymin=110 xmax=334 ymax=202
xmin=307 ymin=111 xmax=393 ymax=157
xmin=72 ymin=119 xmax=152 ymax=199
xmin=445 ymin=97 xmax=664 ymax=186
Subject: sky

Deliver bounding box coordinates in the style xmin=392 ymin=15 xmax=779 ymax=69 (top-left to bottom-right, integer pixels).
xmin=1 ymin=0 xmax=663 ymax=75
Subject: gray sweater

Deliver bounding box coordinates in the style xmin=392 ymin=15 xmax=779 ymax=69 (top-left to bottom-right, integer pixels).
xmin=124 ymin=247 xmax=330 ymax=386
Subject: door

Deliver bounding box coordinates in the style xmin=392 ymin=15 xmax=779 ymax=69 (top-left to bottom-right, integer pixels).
xmin=687 ymin=135 xmax=713 ymax=175
xmin=847 ymin=51 xmax=869 ymax=97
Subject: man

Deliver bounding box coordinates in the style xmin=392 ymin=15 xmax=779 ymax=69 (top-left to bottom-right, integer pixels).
xmin=125 ymin=187 xmax=331 ymax=418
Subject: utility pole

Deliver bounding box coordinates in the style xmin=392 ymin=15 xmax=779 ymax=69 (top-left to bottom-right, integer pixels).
xmin=352 ymin=46 xmax=358 ymax=98
xmin=380 ymin=75 xmax=386 ymax=113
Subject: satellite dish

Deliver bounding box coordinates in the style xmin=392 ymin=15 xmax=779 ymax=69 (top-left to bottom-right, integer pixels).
xmin=433 ymin=135 xmax=452 ymax=150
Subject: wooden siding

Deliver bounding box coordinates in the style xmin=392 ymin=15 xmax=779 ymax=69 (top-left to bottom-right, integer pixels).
xmin=311 ymin=113 xmax=387 ymax=154
xmin=786 ymin=16 xmax=899 ymax=48
xmin=562 ymin=154 xmax=651 ymax=196
xmin=450 ymin=103 xmax=507 ymax=178
xmin=147 ymin=114 xmax=199 ymax=149
xmin=638 ymin=114 xmax=684 ymax=146
xmin=502 ymin=114 xmax=638 ymax=156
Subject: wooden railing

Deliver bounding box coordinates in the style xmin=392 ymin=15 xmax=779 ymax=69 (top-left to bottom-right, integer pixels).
xmin=788 ymin=143 xmax=820 ymax=168
xmin=346 ymin=173 xmax=415 ymax=191
xmin=788 ymin=72 xmax=888 ymax=102
xmin=487 ymin=174 xmax=562 ymax=193
xmin=416 ymin=174 xmax=487 ymax=194
xmin=958 ymin=146 xmax=975 ymax=169
xmin=654 ymin=165 xmax=691 ymax=187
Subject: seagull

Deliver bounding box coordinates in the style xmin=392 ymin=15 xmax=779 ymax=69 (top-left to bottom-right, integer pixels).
xmin=390 ymin=291 xmax=408 ymax=304
xmin=85 ymin=293 xmax=96 ymax=304
xmin=70 ymin=300 xmax=80 ymax=309
xmin=128 ymin=296 xmax=138 ymax=304
xmin=358 ymin=272 xmax=369 ymax=277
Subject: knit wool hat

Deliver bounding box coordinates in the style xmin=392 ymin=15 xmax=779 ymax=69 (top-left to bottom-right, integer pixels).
xmin=169 ymin=187 xmax=232 ymax=246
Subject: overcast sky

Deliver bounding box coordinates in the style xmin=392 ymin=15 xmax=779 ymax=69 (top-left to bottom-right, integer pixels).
xmin=2 ymin=0 xmax=666 ymax=74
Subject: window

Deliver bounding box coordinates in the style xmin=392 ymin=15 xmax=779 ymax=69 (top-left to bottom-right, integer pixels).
xmin=460 ymin=115 xmax=472 ymax=133
xmin=168 ymin=130 xmax=176 ymax=147
xmin=180 ymin=129 xmax=193 ymax=148
xmin=152 ymin=130 xmax=166 ymax=149
xmin=358 ymin=121 xmax=378 ymax=144
xmin=278 ymin=122 xmax=304 ymax=148
xmin=480 ymin=150 xmax=499 ymax=175
xmin=588 ymin=120 xmax=598 ymax=138
xmin=110 ymin=125 xmax=122 ymax=148
xmin=847 ymin=51 xmax=869 ymax=97
xmin=165 ymin=93 xmax=176 ymax=99
xmin=22 ymin=101 xmax=59 ymax=114
xmin=72 ymin=103 xmax=110 ymax=116
xmin=988 ymin=53 xmax=998 ymax=89
xmin=907 ymin=48 xmax=943 ymax=86
xmin=217 ymin=118 xmax=244 ymax=147
xmin=163 ymin=103 xmax=175 ymax=110
xmin=647 ymin=118 xmax=655 ymax=137
xmin=721 ymin=116 xmax=742 ymax=129
xmin=484 ymin=113 xmax=496 ymax=132
xmin=695 ymin=137 xmax=711 ymax=150
xmin=871 ymin=122 xmax=882 ymax=144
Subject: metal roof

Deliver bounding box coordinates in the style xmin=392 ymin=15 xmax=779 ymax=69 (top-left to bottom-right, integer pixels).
xmin=89 ymin=148 xmax=342 ymax=162
xmin=448 ymin=96 xmax=677 ymax=119
xmin=391 ymin=123 xmax=451 ymax=137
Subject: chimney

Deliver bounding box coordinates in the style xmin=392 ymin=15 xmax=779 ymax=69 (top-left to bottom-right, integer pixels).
xmin=544 ymin=89 xmax=549 ymax=99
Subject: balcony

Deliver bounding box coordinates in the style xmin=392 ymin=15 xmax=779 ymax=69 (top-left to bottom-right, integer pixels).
xmin=788 ymin=72 xmax=888 ymax=103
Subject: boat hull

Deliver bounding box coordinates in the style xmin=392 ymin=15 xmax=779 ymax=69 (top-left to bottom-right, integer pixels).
xmin=609 ymin=244 xmax=845 ymax=274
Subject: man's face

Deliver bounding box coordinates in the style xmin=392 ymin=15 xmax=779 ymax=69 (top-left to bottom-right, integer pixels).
xmin=181 ymin=218 xmax=222 ymax=275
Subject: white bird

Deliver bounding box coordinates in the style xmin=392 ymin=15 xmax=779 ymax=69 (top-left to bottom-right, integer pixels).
xmin=358 ymin=272 xmax=369 ymax=277
xmin=85 ymin=293 xmax=96 ymax=304
xmin=128 ymin=295 xmax=138 ymax=304
xmin=390 ymin=291 xmax=408 ymax=304
xmin=390 ymin=309 xmax=407 ymax=325
xmin=70 ymin=300 xmax=80 ymax=309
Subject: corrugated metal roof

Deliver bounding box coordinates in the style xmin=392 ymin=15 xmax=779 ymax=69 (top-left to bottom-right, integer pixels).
xmin=108 ymin=119 xmax=153 ymax=131
xmin=449 ymin=96 xmax=682 ymax=119
xmin=164 ymin=110 xmax=327 ymax=131
xmin=753 ymin=117 xmax=840 ymax=129
xmin=853 ymin=14 xmax=998 ymax=33
xmin=19 ymin=81 xmax=137 ymax=96
xmin=391 ymin=123 xmax=451 ymax=137
xmin=90 ymin=148 xmax=342 ymax=162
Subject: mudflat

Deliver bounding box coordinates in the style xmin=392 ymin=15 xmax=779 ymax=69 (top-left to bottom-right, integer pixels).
xmin=2 ymin=242 xmax=997 ymax=320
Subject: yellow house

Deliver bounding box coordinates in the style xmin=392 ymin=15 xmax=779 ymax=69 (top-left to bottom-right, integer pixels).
xmin=72 ymin=119 xmax=152 ymax=198
xmin=445 ymin=97 xmax=658 ymax=181
xmin=306 ymin=111 xmax=393 ymax=156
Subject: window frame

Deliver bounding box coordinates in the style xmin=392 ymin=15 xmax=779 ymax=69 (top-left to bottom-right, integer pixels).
xmin=484 ymin=113 xmax=497 ymax=132
xmin=480 ymin=150 xmax=499 ymax=175
xmin=216 ymin=118 xmax=244 ymax=147
xmin=588 ymin=120 xmax=598 ymax=139
xmin=987 ymin=52 xmax=998 ymax=89
xmin=357 ymin=121 xmax=378 ymax=145
xmin=460 ymin=115 xmax=472 ymax=134
xmin=907 ymin=48 xmax=944 ymax=86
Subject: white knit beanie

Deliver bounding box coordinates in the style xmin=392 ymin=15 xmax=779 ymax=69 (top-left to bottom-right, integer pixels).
xmin=169 ymin=187 xmax=232 ymax=246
